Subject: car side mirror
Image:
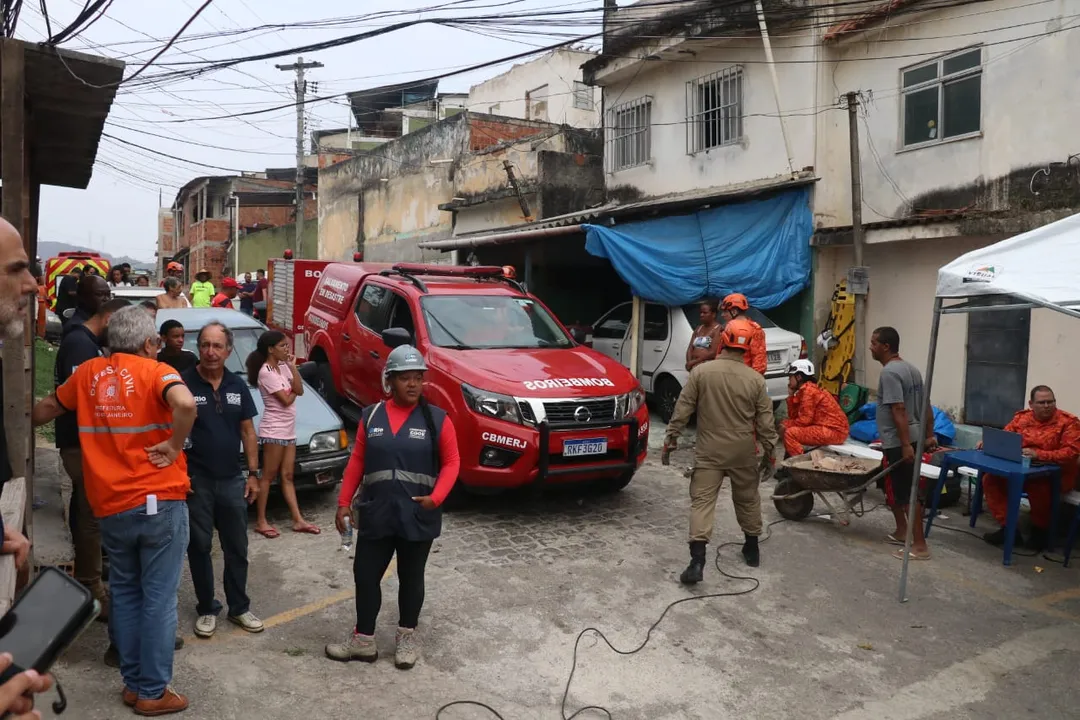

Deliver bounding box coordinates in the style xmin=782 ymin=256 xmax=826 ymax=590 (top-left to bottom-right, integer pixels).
xmin=297 ymin=361 xmax=318 ymax=385
xmin=382 ymin=327 xmax=412 ymax=349
xmin=570 ymin=328 xmax=587 ymax=344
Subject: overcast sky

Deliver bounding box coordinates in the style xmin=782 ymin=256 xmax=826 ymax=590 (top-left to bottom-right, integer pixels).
xmin=15 ymin=0 xmax=600 ymax=261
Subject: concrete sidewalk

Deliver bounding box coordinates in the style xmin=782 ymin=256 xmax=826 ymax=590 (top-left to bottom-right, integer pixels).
xmin=31 ymin=434 xmax=1080 ymax=719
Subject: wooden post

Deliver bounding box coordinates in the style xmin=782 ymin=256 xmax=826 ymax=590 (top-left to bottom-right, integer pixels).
xmin=1 ymin=40 xmax=33 ymax=547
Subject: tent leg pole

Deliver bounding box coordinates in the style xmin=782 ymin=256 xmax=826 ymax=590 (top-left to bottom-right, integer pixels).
xmin=899 ymin=296 xmax=944 ymax=603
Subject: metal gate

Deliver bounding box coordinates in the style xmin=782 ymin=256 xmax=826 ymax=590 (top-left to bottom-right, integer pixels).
xmin=964 ymin=297 xmax=1030 ymax=427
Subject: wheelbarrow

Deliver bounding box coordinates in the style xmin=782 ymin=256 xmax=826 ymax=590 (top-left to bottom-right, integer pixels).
xmin=771 ymin=451 xmax=898 ymax=525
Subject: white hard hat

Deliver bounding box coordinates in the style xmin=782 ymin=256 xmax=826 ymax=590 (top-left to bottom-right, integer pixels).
xmin=787 ymin=359 xmax=815 ymax=377
xmin=385 ymin=344 xmax=427 ymax=374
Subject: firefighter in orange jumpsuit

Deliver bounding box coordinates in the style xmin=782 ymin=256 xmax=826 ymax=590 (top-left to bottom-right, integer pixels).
xmin=780 ymin=360 xmax=850 ymax=456
xmin=981 ymin=385 xmax=1080 ymax=550
xmin=721 ymin=294 xmax=767 ymax=375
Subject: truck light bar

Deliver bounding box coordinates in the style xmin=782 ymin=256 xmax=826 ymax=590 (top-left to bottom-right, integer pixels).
xmin=391 ymin=263 xmax=506 ymax=278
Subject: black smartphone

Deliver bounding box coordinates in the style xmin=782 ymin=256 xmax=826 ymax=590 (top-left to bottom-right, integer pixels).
xmin=0 ymin=566 xmax=98 ymax=684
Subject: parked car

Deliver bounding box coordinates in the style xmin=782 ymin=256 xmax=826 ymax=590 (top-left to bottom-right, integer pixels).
xmin=304 ymin=263 xmax=649 ymax=494
xmin=156 ymin=308 xmax=350 ymax=490
xmin=588 ymin=302 xmax=806 ymax=421
xmin=44 ymin=307 xmax=62 ymax=344
xmin=112 ymin=286 xmax=165 ymax=305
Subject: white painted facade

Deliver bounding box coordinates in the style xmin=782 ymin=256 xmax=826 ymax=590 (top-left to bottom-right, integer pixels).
xmin=467 ymin=49 xmax=601 ymax=128
xmin=585 ymin=0 xmax=1080 ymax=421
xmin=586 ymin=28 xmax=817 ymax=197
xmin=815 ymin=0 xmax=1080 ymax=228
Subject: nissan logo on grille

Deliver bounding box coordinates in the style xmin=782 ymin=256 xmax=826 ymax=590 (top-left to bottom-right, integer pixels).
xmin=573 ymin=406 xmax=592 ymax=423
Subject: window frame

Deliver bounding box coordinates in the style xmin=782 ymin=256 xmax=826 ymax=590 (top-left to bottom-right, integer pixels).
xmin=573 ymin=81 xmax=594 ymax=111
xmin=593 ymin=303 xmax=633 ymax=340
xmin=686 ymin=66 xmax=744 ymax=154
xmin=899 ymin=46 xmax=983 ymax=151
xmin=605 ymin=96 xmax=652 ymax=173
xmin=353 ymin=282 xmax=392 ymax=333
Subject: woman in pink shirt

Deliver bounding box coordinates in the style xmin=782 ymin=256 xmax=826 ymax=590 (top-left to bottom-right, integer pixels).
xmin=245 ymin=331 xmax=319 ymax=537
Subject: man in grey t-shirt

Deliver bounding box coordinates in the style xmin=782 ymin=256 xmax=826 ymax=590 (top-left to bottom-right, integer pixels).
xmin=871 ymin=327 xmax=936 ymax=560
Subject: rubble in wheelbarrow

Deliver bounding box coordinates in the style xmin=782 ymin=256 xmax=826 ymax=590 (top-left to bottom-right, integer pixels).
xmin=791 ymin=449 xmax=873 ymax=473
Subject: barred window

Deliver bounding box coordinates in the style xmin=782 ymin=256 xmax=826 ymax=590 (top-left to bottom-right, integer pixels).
xmin=573 ymin=81 xmax=594 ymax=110
xmin=605 ymin=96 xmax=652 ymax=173
xmin=687 ymin=67 xmax=743 ymax=153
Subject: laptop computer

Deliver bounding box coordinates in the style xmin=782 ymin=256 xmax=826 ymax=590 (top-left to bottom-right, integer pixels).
xmin=982 ymin=427 xmax=1023 ymax=463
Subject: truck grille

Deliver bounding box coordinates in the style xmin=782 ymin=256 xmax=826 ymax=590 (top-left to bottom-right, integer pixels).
xmin=542 ymin=398 xmax=617 ymax=427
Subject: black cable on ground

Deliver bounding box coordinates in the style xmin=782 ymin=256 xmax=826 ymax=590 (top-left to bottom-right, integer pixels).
xmin=434 ymin=509 xmax=857 ymax=720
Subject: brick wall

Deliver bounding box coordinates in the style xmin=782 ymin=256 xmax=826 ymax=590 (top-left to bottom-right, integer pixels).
xmin=469 ymin=117 xmax=550 ymax=152
xmin=189 ymin=241 xmax=228 ymax=287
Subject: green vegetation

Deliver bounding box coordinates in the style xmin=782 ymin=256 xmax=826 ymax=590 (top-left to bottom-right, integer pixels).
xmin=33 ymin=338 xmax=56 ymax=443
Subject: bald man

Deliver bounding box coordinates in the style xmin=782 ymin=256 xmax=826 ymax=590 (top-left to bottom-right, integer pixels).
xmin=63 ymin=273 xmax=111 ymax=336
xmin=0 ymin=217 xmax=40 ymax=570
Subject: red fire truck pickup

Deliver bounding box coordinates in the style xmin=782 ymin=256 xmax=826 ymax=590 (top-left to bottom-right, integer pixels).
xmin=304 ymin=262 xmax=649 ymax=493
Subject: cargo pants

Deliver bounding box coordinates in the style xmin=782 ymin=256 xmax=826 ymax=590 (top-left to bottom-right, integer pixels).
xmin=688 ymin=465 xmax=762 ymax=542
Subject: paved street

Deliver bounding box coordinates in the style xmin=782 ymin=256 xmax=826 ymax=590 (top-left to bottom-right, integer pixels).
xmin=33 ymin=428 xmax=1080 ymax=720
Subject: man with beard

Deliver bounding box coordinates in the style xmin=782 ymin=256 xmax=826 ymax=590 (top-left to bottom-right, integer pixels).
xmin=0 ymin=217 xmax=41 ymax=569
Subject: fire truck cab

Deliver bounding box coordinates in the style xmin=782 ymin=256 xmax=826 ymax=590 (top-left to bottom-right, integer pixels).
xmin=305 ymin=262 xmax=649 ymax=493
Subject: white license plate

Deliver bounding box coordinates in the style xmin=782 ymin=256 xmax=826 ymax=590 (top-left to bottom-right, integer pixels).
xmin=563 ymin=438 xmax=608 ymax=457
xmin=767 ymin=351 xmax=782 ymax=365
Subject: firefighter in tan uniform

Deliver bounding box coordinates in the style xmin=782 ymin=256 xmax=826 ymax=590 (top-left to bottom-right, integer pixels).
xmin=663 ymin=318 xmax=778 ymax=582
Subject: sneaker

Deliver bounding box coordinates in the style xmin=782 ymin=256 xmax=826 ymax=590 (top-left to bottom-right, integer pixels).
xmin=325 ymin=630 xmax=378 ymax=663
xmin=104 ymin=643 xmax=120 ymax=668
xmin=133 ymin=687 xmax=189 ymax=716
xmin=194 ymin=615 xmax=217 ymax=638
xmin=394 ymin=627 xmax=419 ymax=670
xmin=122 ymin=688 xmax=137 ymax=707
xmin=228 ymin=611 xmax=265 ymax=634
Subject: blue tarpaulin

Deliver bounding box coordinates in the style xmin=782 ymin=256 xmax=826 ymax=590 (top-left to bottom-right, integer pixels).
xmin=849 ymin=403 xmax=957 ymax=446
xmin=582 ymin=187 xmax=813 ymax=309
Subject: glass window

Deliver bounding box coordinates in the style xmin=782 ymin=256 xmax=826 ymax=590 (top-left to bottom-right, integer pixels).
xmin=681 ymin=304 xmax=777 ymax=330
xmin=901 ymin=47 xmax=981 ymax=148
xmin=354 ymin=283 xmax=390 ymax=331
xmin=643 ymin=304 xmax=669 ymax=342
xmin=420 ymin=295 xmax=572 ymax=349
xmin=385 ymin=293 xmax=415 ymax=339
xmin=594 ymin=304 xmax=633 ymax=340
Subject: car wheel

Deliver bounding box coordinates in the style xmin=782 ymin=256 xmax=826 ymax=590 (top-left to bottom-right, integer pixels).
xmin=316 ymin=362 xmax=341 ymax=413
xmin=596 ymin=470 xmax=634 ymax=493
xmin=655 ymin=376 xmax=682 ymax=424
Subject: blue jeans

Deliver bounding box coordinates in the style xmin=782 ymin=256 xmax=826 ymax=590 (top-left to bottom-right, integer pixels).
xmin=187 ymin=474 xmax=250 ymax=617
xmin=99 ymin=500 xmax=188 ymax=700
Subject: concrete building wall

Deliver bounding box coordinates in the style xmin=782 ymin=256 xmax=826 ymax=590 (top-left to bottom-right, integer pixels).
xmin=467 ymin=49 xmax=601 ymax=128
xmin=590 ymin=36 xmax=817 ymax=200
xmin=318 ymin=114 xmax=599 ymax=263
xmin=815 ymin=0 xmax=1080 ymax=228
xmin=237 ymin=222 xmax=318 ymax=275
xmin=814 ymin=234 xmax=1080 ymax=419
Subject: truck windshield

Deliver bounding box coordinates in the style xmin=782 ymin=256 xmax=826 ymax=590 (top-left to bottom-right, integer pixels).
xmin=421 ymin=295 xmax=572 ymax=349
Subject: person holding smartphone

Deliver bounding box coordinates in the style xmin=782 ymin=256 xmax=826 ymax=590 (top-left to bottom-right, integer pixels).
xmin=246 ymin=330 xmax=319 ymax=537
xmin=32 ymin=306 xmax=197 ymax=716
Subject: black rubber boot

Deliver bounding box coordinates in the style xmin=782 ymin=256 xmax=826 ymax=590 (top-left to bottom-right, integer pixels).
xmin=741 ymin=534 xmax=760 ymax=568
xmin=679 ymin=541 xmax=707 ymax=585
xmin=982 ymin=526 xmax=1022 ymax=548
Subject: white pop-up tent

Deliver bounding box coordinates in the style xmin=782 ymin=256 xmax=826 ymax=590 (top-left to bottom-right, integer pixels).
xmin=898 ymin=211 xmax=1080 ymax=600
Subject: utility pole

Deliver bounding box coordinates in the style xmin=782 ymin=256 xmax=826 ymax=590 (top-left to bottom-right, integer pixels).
xmin=276 ymin=55 xmax=323 ymax=257
xmin=846 ymin=91 xmax=869 ymax=388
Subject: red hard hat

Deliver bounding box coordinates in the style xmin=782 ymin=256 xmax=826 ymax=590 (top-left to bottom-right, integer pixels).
xmin=722 ymin=293 xmax=749 ymax=311
xmin=721 ymin=317 xmax=756 ymax=350
xmin=221 ymin=277 xmax=239 ymax=289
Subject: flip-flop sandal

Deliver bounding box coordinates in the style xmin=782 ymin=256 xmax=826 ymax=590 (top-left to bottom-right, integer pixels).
xmin=892 ymin=548 xmax=931 ymax=561
xmin=884 ymin=533 xmax=905 ymax=546
xmin=255 ymin=527 xmax=280 ymax=539
xmin=293 ymin=525 xmax=321 ymax=535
